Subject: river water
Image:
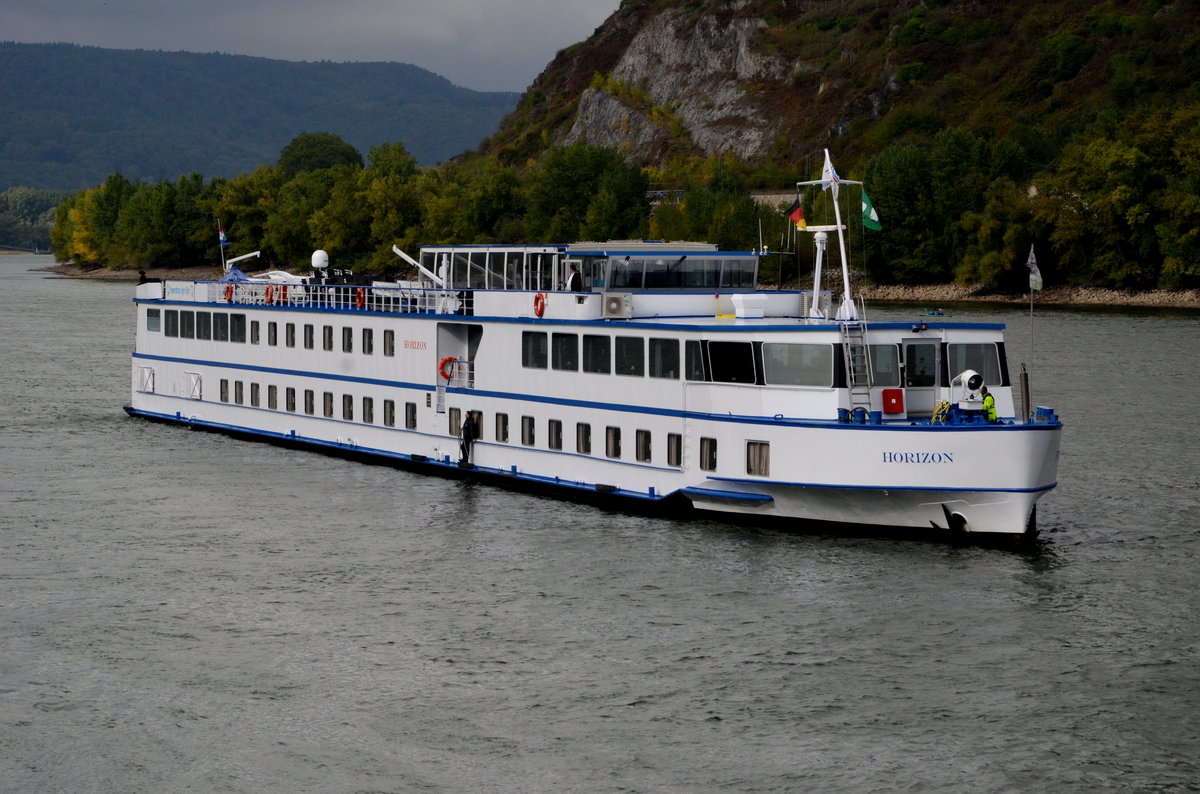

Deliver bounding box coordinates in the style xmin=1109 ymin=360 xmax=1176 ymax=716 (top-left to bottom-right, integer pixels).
xmin=1 ymin=254 xmax=1197 ymax=792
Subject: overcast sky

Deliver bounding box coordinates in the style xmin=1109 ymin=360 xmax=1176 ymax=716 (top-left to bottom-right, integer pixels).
xmin=2 ymin=0 xmax=618 ymax=92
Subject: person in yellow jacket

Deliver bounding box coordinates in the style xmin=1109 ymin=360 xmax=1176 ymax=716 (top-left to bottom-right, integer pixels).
xmin=980 ymin=385 xmax=997 ymax=422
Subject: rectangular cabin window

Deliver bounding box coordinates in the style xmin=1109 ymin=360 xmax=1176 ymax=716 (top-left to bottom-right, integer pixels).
xmin=219 ymin=378 xmax=229 ymax=402
xmin=268 ymin=322 xmax=278 ymax=346
xmin=214 ymin=313 xmax=229 ymax=342
xmin=667 ymin=433 xmax=682 ymax=467
xmin=870 ymin=344 xmax=901 ymax=387
xmin=196 ymin=312 xmax=211 ymax=340
xmin=521 ymin=416 xmax=535 ymax=446
xmin=384 ymin=330 xmax=395 ymax=357
xmin=636 ymin=429 xmax=652 ymax=462
xmin=250 ymin=320 xmax=259 ymax=345
xmin=522 ymin=332 xmax=548 ymax=369
xmin=322 ymin=392 xmax=333 ymax=418
xmin=582 ymin=335 xmax=611 ymax=374
xmin=685 ymin=340 xmax=706 ymax=381
xmin=362 ymin=328 xmax=374 ymax=356
xmin=548 ymin=419 xmax=563 ymax=450
xmin=449 ymin=407 xmax=462 ymax=437
xmin=383 ymin=399 xmax=396 ymax=427
xmin=342 ymin=327 xmax=353 ymax=353
xmin=285 ymin=323 xmax=295 ymax=348
xmin=233 ymin=381 xmax=243 ymax=405
xmin=552 ymin=333 xmax=579 ymax=371
xmin=649 ymin=338 xmax=679 ymax=379
xmin=615 ymin=337 xmax=644 ymax=377
xmin=762 ymin=343 xmax=833 ymax=387
xmin=164 ymin=310 xmax=179 ymax=337
xmin=179 ymin=311 xmax=195 ymax=339
xmin=495 ymin=412 xmax=508 ymax=442
xmin=405 ymin=402 xmax=417 ymax=430
xmin=606 ymin=426 xmax=622 ymax=459
xmin=146 ymin=308 xmax=161 ymax=332
xmin=947 ymin=343 xmax=1003 ymax=385
xmin=362 ymin=397 xmax=374 ymax=424
xmin=747 ymin=441 xmax=770 ymax=477
xmin=700 ymin=437 xmax=717 ymax=471
xmin=576 ymin=423 xmax=591 ymax=454
xmin=342 ymin=394 xmax=353 ymax=421
xmin=708 ymin=341 xmax=755 ymax=383
xmin=286 ymin=387 xmax=296 ymax=412
xmin=303 ymin=324 xmax=313 ymax=350
xmin=250 ymin=382 xmax=259 ymax=407
xmin=304 ymin=389 xmax=314 ymax=415
xmin=268 ymin=384 xmax=278 ymax=410
xmin=323 ymin=325 xmax=333 ymax=352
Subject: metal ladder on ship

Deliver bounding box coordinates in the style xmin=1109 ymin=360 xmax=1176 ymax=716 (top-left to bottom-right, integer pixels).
xmin=841 ymin=317 xmax=873 ymax=414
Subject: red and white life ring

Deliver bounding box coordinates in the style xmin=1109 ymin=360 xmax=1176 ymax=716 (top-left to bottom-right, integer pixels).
xmin=533 ymin=291 xmax=546 ymax=317
xmin=224 ymin=283 xmax=234 ymax=302
xmin=264 ymin=284 xmax=275 ymax=304
xmin=438 ymin=356 xmax=457 ymax=380
xmin=355 ymin=287 xmax=366 ymax=309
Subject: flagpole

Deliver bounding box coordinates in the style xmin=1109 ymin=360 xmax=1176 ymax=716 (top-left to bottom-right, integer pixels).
xmin=218 ymin=220 xmax=227 ymax=273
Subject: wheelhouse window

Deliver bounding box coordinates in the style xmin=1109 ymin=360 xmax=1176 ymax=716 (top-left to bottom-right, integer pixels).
xmin=582 ymin=335 xmax=611 ymax=374
xmin=146 ymin=308 xmax=161 ymax=332
xmin=552 ymin=333 xmax=578 ymax=371
xmin=762 ymin=343 xmax=833 ymax=387
xmin=948 ymin=343 xmax=1004 ymax=385
xmin=522 ymin=332 xmax=548 ymax=368
xmin=708 ymin=341 xmax=755 ymax=383
xmin=649 ymin=338 xmax=679 ymax=379
xmin=615 ymin=336 xmax=644 ymax=377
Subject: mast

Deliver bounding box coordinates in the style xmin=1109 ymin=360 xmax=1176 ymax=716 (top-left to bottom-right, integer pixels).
xmin=796 ymin=150 xmax=862 ymax=321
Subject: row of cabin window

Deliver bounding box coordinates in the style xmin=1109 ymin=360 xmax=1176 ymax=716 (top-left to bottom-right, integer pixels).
xmin=448 ymin=409 xmax=769 ymax=476
xmin=217 ymin=378 xmax=419 ymax=427
xmin=212 ymin=376 xmax=771 ymax=476
xmin=519 ymin=332 xmax=1005 ymax=389
xmin=149 ymin=308 xmax=404 ymax=356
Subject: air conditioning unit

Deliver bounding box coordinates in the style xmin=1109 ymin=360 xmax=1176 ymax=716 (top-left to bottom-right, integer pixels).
xmin=602 ymin=292 xmax=633 ymax=319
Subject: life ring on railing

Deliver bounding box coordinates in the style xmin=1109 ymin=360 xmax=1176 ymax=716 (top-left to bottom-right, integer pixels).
xmin=355 ymin=287 xmax=366 ymax=309
xmin=264 ymin=284 xmax=275 ymax=304
xmin=224 ymin=283 xmax=234 ymax=303
xmin=438 ymin=356 xmax=457 ymax=381
xmin=533 ymin=291 xmax=546 ymax=317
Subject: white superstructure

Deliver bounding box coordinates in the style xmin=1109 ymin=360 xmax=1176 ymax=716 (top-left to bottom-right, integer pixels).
xmin=127 ymin=170 xmax=1062 ymax=543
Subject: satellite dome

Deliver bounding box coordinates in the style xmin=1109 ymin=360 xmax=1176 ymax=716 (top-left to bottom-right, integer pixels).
xmin=311 ymin=250 xmax=330 ymax=269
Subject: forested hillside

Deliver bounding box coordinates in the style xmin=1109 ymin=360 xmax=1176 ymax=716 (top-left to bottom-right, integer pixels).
xmin=0 ymin=42 xmax=518 ymax=190
xmin=46 ymin=1 xmax=1200 ymax=292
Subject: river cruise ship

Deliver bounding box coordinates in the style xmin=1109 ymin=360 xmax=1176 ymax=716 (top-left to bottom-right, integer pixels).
xmin=126 ymin=183 xmax=1061 ymax=543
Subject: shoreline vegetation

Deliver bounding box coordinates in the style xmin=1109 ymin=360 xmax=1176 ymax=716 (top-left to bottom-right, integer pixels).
xmin=32 ymin=261 xmax=1200 ymax=309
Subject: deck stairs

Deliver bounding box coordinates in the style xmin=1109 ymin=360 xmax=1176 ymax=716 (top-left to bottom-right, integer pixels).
xmin=841 ymin=321 xmax=873 ymax=413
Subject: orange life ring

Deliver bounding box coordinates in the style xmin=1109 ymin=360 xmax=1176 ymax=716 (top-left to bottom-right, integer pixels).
xmin=224 ymin=283 xmax=234 ymax=302
xmin=438 ymin=356 xmax=457 ymax=381
xmin=264 ymin=284 xmax=275 ymax=304
xmin=533 ymin=291 xmax=546 ymax=317
xmin=355 ymin=287 xmax=366 ymax=309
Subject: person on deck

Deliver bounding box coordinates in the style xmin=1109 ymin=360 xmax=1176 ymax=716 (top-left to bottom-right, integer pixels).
xmin=460 ymin=411 xmax=478 ymax=464
xmin=566 ymin=264 xmax=583 ymax=292
xmin=980 ymin=386 xmax=997 ymax=422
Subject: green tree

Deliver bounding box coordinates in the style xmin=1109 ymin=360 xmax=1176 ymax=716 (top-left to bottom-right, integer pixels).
xmin=277 ymin=133 xmax=364 ymax=179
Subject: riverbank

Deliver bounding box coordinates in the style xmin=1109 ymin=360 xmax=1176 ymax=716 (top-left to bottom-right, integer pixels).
xmin=33 ymin=261 xmax=1200 ymax=309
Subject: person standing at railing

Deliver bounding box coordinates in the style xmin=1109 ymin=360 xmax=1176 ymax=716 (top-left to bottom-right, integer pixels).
xmin=460 ymin=411 xmax=478 ymax=465
xmin=981 ymin=385 xmax=997 ymax=422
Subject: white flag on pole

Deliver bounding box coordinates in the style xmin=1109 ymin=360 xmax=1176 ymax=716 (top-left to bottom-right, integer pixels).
xmin=821 ymin=150 xmax=841 ymax=201
xmin=1026 ymin=244 xmax=1043 ymax=291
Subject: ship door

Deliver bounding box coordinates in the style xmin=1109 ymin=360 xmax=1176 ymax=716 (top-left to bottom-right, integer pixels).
xmin=902 ymin=340 xmax=939 ymax=417
xmin=436 ymin=322 xmax=483 ymax=388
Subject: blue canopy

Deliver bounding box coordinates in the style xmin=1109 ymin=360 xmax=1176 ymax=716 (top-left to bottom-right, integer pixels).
xmin=218 ymin=266 xmax=251 ymax=283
